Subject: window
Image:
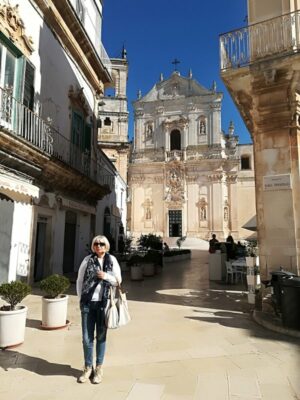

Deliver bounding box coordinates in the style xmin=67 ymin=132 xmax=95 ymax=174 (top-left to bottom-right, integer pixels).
xmin=104 ymin=117 xmax=111 ymax=126
xmin=170 ymin=129 xmax=181 ymax=150
xmin=0 ymin=37 xmax=35 ymax=126
xmin=0 ymin=43 xmax=17 ymax=95
xmin=241 ymin=155 xmax=251 ymax=170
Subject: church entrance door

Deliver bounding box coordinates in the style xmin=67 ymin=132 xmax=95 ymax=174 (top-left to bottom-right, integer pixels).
xmin=169 ymin=210 xmax=182 ymax=237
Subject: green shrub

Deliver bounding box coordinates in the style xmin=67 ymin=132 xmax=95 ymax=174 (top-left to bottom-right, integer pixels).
xmin=40 ymin=274 xmax=70 ymax=299
xmin=0 ymin=281 xmax=31 ymax=310
xmin=137 ymin=233 xmax=162 ymax=251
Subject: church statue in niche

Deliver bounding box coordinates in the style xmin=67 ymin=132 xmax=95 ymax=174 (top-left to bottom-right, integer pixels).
xmin=145 ymin=122 xmax=153 ymax=142
xmin=199 ymin=117 xmax=206 ymax=135
xmin=224 ymin=206 xmax=229 ymax=221
xmin=145 ymin=207 xmax=151 ymax=220
xmin=200 ymin=206 xmax=207 ymax=221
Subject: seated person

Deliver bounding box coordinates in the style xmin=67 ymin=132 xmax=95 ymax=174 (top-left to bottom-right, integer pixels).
xmin=209 ymin=234 xmax=219 ymax=253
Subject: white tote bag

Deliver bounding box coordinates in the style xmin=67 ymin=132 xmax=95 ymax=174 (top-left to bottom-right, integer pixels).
xmin=116 ymin=288 xmax=131 ymax=327
xmin=105 ymin=287 xmax=119 ymax=329
xmin=105 ymin=285 xmax=131 ymax=329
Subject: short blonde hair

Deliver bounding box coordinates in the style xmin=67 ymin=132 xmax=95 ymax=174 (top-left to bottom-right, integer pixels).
xmin=91 ymin=235 xmax=110 ymax=252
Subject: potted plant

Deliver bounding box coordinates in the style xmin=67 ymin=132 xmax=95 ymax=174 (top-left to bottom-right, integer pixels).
xmin=0 ymin=280 xmax=31 ymax=348
xmin=141 ymin=251 xmax=156 ymax=277
xmin=118 ymin=235 xmax=133 ymax=272
xmin=127 ymin=254 xmax=144 ymax=281
xmin=40 ymin=274 xmax=70 ymax=329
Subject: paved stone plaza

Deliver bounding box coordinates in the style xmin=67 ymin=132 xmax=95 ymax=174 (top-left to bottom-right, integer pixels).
xmin=0 ymin=250 xmax=299 ymax=399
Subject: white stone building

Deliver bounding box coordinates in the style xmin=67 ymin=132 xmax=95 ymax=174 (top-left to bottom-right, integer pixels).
xmin=0 ymin=0 xmax=122 ymax=283
xmin=128 ymin=71 xmax=256 ymax=243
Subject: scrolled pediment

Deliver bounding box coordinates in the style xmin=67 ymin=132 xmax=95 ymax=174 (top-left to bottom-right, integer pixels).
xmin=68 ymin=85 xmax=89 ymax=116
xmin=0 ymin=2 xmax=34 ymax=56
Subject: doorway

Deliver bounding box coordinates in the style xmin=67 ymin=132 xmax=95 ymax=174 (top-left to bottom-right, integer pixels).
xmin=169 ymin=210 xmax=182 ymax=237
xmin=34 ymin=216 xmax=48 ymax=281
xmin=63 ymin=211 xmax=77 ymax=273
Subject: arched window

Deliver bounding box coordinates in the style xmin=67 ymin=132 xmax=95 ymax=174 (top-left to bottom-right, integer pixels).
xmin=170 ymin=129 xmax=181 ymax=150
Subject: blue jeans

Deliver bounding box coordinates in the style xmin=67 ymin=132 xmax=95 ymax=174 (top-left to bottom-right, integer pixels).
xmin=80 ymin=301 xmax=107 ymax=367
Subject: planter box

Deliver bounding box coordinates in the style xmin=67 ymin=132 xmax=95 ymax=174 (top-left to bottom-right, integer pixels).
xmin=130 ymin=265 xmax=143 ymax=281
xmin=142 ymin=263 xmax=155 ymax=277
xmin=0 ymin=305 xmax=28 ymax=348
xmin=120 ymin=261 xmax=129 ymax=272
xmin=42 ymin=295 xmax=69 ymax=329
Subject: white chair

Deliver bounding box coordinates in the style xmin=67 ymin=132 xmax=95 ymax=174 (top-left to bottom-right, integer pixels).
xmin=234 ymin=265 xmax=246 ymax=283
xmin=225 ymin=261 xmax=236 ymax=284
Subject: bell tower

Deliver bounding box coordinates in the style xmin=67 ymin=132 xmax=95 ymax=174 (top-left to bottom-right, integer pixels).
xmin=97 ymin=48 xmax=130 ymax=183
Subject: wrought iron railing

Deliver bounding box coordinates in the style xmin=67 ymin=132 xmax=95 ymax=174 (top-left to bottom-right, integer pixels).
xmin=220 ymin=10 xmax=300 ymax=70
xmin=0 ymin=86 xmax=114 ymax=189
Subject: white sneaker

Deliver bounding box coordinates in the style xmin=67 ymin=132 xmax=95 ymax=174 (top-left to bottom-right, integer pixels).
xmin=92 ymin=365 xmax=103 ymax=384
xmin=78 ymin=366 xmax=92 ymax=383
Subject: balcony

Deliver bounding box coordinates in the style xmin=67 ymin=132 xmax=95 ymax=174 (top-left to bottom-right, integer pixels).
xmin=220 ymin=10 xmax=300 ymax=71
xmin=0 ymin=87 xmax=113 ymax=200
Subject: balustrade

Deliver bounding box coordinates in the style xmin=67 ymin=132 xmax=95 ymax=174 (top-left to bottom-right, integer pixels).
xmin=220 ymin=10 xmax=300 ymax=70
xmin=0 ymin=86 xmax=114 ymax=189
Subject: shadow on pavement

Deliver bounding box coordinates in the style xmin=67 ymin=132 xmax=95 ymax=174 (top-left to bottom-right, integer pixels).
xmin=26 ymin=318 xmax=42 ymax=329
xmin=0 ymin=349 xmax=80 ymax=377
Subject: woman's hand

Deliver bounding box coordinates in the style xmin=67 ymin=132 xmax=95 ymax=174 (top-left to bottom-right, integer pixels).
xmin=96 ymin=270 xmax=105 ymax=280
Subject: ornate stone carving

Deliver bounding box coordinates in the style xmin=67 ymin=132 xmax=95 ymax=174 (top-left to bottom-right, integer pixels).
xmin=226 ymin=174 xmax=237 ymax=184
xmin=162 ymin=116 xmax=188 ymax=130
xmin=135 ymin=107 xmax=144 ymax=116
xmin=208 ymin=173 xmax=223 ymax=182
xmin=196 ymin=197 xmax=208 ymax=221
xmin=186 ymin=175 xmax=197 ymax=183
xmin=210 ymin=102 xmax=221 ymax=111
xmin=156 ymin=105 xmax=164 ymax=114
xmin=154 ymin=176 xmax=164 ymax=184
xmin=143 ymin=198 xmax=153 ymax=220
xmin=129 ymin=175 xmax=145 ymax=185
xmin=164 ymin=161 xmax=185 ymax=203
xmin=68 ymin=85 xmax=89 ymax=116
xmin=0 ymin=1 xmax=34 ymax=57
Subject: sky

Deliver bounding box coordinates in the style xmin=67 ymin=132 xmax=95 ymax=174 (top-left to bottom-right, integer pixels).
xmin=102 ymin=0 xmax=251 ymax=144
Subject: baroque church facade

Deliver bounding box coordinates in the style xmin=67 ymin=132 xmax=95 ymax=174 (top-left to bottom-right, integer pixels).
xmin=128 ymin=71 xmax=256 ymax=242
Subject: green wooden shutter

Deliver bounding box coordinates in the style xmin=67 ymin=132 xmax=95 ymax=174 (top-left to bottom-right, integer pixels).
xmin=23 ymin=60 xmax=35 ymax=110
xmin=84 ymin=124 xmax=91 ymax=151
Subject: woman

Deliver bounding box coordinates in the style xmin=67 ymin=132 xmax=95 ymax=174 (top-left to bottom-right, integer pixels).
xmin=76 ymin=235 xmax=121 ymax=384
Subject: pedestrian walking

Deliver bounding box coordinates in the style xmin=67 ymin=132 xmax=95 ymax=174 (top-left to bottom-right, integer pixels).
xmin=76 ymin=235 xmax=122 ymax=384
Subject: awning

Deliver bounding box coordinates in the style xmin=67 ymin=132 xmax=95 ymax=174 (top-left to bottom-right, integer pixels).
xmin=242 ymin=215 xmax=257 ymax=231
xmin=0 ymin=174 xmax=39 ymax=198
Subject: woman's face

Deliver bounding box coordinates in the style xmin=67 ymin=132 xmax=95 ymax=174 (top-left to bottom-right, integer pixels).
xmin=93 ymin=240 xmax=106 ymax=257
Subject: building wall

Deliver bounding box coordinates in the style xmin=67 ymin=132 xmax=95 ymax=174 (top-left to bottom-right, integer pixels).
xmin=0 ymin=0 xmax=116 ymax=282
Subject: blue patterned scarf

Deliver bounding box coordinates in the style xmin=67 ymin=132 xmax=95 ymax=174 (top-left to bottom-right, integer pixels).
xmin=80 ymin=252 xmax=113 ymax=305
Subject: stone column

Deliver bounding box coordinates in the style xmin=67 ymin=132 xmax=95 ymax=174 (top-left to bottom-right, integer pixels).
xmin=208 ymin=173 xmax=224 ymax=238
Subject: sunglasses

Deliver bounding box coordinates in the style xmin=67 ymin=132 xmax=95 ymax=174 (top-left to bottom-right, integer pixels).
xmin=94 ymin=242 xmax=106 ymax=247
